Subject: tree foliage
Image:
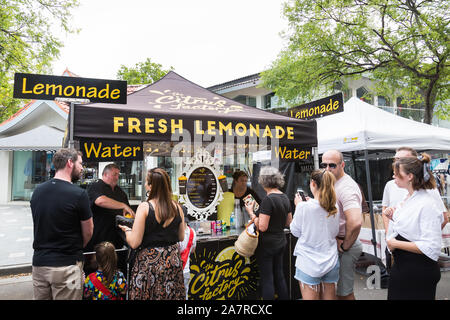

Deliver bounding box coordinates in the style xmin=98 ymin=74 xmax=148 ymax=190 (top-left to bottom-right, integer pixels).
xmin=116 ymin=58 xmax=173 ymax=85
xmin=0 ymin=0 xmax=79 ymax=122
xmin=261 ymin=0 xmax=449 ymax=124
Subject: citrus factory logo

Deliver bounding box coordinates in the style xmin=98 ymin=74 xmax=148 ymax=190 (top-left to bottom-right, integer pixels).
xmin=189 ymin=246 xmax=258 ymax=300
xmin=148 ymin=89 xmax=244 ymax=114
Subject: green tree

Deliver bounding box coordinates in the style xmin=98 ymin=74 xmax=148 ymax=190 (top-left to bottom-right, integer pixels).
xmin=261 ymin=0 xmax=449 ymax=124
xmin=116 ymin=58 xmax=173 ymax=85
xmin=0 ymin=0 xmax=80 ymax=122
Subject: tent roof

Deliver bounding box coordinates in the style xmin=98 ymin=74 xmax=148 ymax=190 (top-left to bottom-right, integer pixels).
xmin=317 ymin=97 xmax=450 ymax=154
xmin=0 ymin=125 xmax=64 ymax=151
xmin=73 ymin=71 xmax=317 ymax=147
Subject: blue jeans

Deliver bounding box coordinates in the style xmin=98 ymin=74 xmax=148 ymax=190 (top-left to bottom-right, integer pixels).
xmin=256 ymin=245 xmax=289 ymax=300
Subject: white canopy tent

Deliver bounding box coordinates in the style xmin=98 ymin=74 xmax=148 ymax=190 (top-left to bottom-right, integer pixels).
xmin=317 ymin=97 xmax=450 ymax=154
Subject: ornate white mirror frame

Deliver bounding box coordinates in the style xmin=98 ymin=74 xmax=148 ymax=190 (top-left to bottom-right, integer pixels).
xmin=179 ymin=147 xmax=224 ymax=221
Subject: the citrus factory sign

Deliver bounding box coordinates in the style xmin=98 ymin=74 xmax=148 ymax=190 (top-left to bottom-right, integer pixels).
xmin=189 ymin=245 xmax=258 ymax=300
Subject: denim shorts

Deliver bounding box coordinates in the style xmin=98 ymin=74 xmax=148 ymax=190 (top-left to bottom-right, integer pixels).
xmin=294 ymin=260 xmax=340 ymax=286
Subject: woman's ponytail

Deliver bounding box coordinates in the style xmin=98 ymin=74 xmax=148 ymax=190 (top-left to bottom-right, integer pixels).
xmin=311 ymin=169 xmax=337 ymax=217
xmin=394 ymin=152 xmax=436 ymax=190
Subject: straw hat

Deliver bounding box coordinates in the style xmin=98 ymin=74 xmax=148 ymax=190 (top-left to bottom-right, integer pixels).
xmin=234 ymin=227 xmax=259 ymax=258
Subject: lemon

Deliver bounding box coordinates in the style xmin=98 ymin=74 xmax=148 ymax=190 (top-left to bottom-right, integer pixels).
xmin=215 ymin=246 xmax=250 ymax=264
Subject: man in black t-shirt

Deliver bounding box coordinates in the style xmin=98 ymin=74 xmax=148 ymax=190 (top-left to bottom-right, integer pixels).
xmin=31 ymin=148 xmax=93 ymax=300
xmin=85 ymin=163 xmax=134 ymax=252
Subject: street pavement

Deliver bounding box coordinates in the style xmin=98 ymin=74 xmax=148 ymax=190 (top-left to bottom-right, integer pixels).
xmin=0 ymin=271 xmax=449 ymax=300
xmin=0 ymin=203 xmax=33 ymax=267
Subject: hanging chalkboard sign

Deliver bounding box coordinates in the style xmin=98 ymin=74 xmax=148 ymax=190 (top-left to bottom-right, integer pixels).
xmin=179 ymin=147 xmax=224 ymax=220
xmin=187 ymin=167 xmax=218 ymax=209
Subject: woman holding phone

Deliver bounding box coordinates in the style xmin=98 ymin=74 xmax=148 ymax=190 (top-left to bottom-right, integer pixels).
xmin=245 ymin=166 xmax=292 ymax=300
xmin=290 ymin=169 xmax=340 ymax=300
xmin=230 ymin=170 xmax=261 ymax=209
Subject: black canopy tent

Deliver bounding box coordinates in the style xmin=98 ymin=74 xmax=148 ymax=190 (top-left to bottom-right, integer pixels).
xmin=66 ymin=72 xmax=318 ymax=300
xmin=69 ymin=72 xmax=317 ymax=152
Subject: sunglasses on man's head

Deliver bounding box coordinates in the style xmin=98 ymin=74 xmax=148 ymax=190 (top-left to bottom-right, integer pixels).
xmin=320 ymin=162 xmax=337 ymax=169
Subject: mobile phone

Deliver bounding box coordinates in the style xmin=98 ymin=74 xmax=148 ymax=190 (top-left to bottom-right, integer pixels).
xmin=243 ymin=194 xmax=259 ymax=212
xmin=115 ymin=215 xmax=134 ymax=229
xmin=296 ymin=188 xmax=306 ymax=201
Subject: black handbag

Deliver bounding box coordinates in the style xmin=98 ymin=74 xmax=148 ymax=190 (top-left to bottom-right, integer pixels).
xmin=115 ymin=215 xmax=134 ymax=229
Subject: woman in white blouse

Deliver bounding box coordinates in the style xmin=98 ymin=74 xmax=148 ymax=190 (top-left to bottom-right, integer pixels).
xmin=386 ymin=153 xmax=443 ymax=300
xmin=290 ymin=169 xmax=340 ymax=300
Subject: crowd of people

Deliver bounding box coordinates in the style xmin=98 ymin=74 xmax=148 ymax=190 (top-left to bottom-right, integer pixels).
xmin=244 ymin=149 xmax=364 ymax=300
xmin=30 ymin=146 xmax=448 ymax=300
xmin=243 ymin=147 xmax=447 ymax=301
xmin=31 ymin=149 xmax=194 ymax=300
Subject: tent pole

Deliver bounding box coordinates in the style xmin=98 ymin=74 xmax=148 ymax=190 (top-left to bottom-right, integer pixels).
xmin=69 ymin=102 xmax=74 ymax=149
xmin=364 ymin=149 xmax=378 ymax=259
xmin=313 ymin=147 xmax=319 ymax=170
xmin=351 ymin=152 xmax=356 ymax=178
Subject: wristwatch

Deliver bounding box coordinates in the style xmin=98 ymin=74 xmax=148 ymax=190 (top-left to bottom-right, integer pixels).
xmin=340 ymin=242 xmax=349 ymax=252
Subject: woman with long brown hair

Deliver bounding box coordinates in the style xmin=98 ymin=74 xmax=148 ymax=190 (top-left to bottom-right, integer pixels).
xmin=290 ymin=169 xmax=340 ymax=300
xmin=386 ymin=153 xmax=442 ymax=300
xmin=118 ymin=168 xmax=185 ymax=300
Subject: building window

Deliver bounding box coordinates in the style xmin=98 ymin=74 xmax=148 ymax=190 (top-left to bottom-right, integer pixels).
xmin=264 ymin=93 xmax=276 ymax=109
xmin=333 ymin=81 xmax=352 ymax=102
xmin=233 ymin=95 xmax=256 ymax=107
xmin=342 ymin=88 xmax=352 ymax=102
xmin=12 ymin=151 xmax=54 ymax=201
xmin=378 ymin=96 xmax=390 ymax=107
xmin=396 ymin=97 xmax=404 ymax=109
xmin=78 ymin=160 xmax=143 ymax=201
xmin=357 ymin=87 xmax=373 ymax=104
xmin=396 ymin=97 xmax=424 ymax=122
xmin=116 ymin=161 xmax=143 ymax=201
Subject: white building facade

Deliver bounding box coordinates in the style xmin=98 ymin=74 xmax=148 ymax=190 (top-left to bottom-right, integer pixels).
xmin=0 ymin=99 xmax=68 ymax=203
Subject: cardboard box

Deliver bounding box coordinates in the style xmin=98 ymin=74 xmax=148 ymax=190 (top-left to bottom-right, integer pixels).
xmin=362 ymin=212 xmax=384 ymax=230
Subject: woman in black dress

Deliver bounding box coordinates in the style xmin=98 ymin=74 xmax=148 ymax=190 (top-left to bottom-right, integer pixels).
xmin=119 ymin=168 xmax=185 ymax=300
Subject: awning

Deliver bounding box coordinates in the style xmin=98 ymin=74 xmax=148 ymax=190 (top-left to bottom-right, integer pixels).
xmin=0 ymin=125 xmax=64 ymax=151
xmin=72 ymin=72 xmax=317 ymax=148
xmin=317 ymin=97 xmax=450 ymax=153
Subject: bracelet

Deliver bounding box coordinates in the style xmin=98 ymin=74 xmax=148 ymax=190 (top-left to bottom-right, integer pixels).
xmin=340 ymin=242 xmax=349 ymax=252
xmin=125 ymin=229 xmax=132 ymax=232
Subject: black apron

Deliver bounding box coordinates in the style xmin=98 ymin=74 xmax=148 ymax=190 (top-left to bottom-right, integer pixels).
xmin=388 ymin=234 xmax=441 ymax=300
